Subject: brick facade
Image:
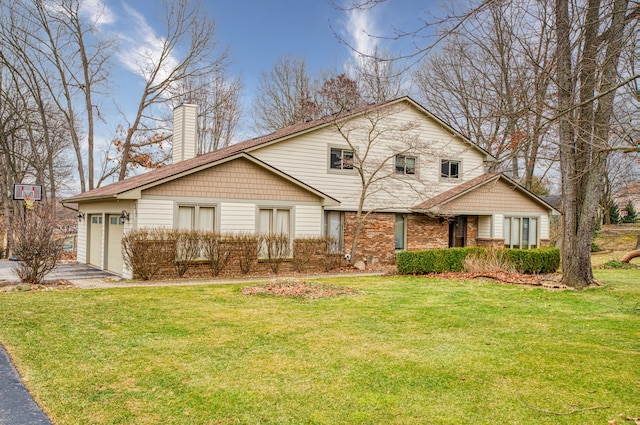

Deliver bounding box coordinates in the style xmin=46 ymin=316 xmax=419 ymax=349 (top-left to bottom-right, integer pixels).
xmin=343 ymin=212 xmax=396 ymax=264
xmin=343 ymin=212 xmax=483 ymax=265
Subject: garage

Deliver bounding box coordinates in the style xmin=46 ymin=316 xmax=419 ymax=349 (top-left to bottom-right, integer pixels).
xmin=105 ymin=215 xmax=124 ymax=275
xmin=88 ymin=214 xmax=103 ymax=268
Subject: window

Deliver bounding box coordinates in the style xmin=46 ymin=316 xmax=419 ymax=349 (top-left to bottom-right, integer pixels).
xmin=330 ymin=148 xmax=354 ymax=170
xmin=503 ymin=217 xmax=538 ymax=249
xmin=325 ymin=211 xmax=344 ymax=253
xmin=395 ymin=155 xmax=416 ymax=175
xmin=177 ymin=205 xmax=215 ymax=231
xmin=441 ymin=160 xmax=460 ymax=179
xmin=91 ymin=216 xmax=102 ymax=224
xmin=395 ymin=214 xmax=406 ymax=250
xmin=258 ymin=208 xmax=291 ymax=258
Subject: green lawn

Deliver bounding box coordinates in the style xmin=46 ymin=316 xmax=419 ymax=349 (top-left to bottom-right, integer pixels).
xmin=0 ymin=271 xmax=638 ymax=424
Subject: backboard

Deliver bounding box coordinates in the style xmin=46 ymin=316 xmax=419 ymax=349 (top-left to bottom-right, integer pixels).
xmin=13 ymin=184 xmax=43 ymax=201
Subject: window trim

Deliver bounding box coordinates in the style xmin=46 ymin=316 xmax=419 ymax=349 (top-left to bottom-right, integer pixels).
xmin=394 ymin=154 xmax=418 ymax=177
xmin=503 ymin=216 xmax=539 ymax=249
xmin=395 ymin=213 xmax=407 ymax=250
xmin=440 ymin=159 xmax=462 ymax=180
xmin=174 ymin=203 xmax=218 ymax=231
xmin=257 ymin=206 xmax=294 ymax=259
xmin=328 ymin=145 xmax=356 ymax=173
xmin=324 ymin=210 xmax=344 ymax=253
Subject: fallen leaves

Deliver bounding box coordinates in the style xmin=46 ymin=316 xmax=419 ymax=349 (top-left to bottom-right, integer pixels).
xmin=425 ymin=272 xmax=570 ymax=289
xmin=241 ymin=279 xmax=361 ymax=299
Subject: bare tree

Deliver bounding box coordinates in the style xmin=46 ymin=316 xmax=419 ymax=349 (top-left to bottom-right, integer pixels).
xmin=327 ymin=103 xmax=434 ymax=264
xmin=414 ymin=1 xmax=556 ymax=190
xmin=115 ymin=0 xmax=227 ymax=180
xmin=555 ymin=0 xmax=636 ymax=288
xmin=252 ymin=55 xmax=321 ymax=133
xmin=172 ymin=71 xmax=242 ymax=153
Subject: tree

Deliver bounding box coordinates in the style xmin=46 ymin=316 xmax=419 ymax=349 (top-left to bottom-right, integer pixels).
xmin=252 ymin=55 xmax=320 ymax=133
xmin=115 ymin=0 xmax=227 ymax=180
xmin=326 ymin=102 xmax=439 ymax=264
xmin=413 ymin=1 xmax=556 ymax=191
xmin=171 ymin=71 xmax=242 ymax=153
xmin=555 ymin=0 xmax=636 ymax=288
xmin=11 ymin=205 xmax=67 ymax=284
xmin=622 ymin=201 xmax=637 ymax=223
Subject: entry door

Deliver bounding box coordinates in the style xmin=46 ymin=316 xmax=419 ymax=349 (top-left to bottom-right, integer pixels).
xmin=448 ymin=216 xmax=467 ymax=248
xmin=106 ymin=215 xmax=124 ymax=274
xmin=88 ymin=215 xmax=103 ymax=267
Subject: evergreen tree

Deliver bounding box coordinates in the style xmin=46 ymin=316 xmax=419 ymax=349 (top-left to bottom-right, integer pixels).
xmin=609 ymin=203 xmax=621 ymax=224
xmin=622 ymin=201 xmax=637 ymax=223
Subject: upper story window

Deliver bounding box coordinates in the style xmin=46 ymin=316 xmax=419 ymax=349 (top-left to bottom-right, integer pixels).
xmin=330 ymin=148 xmax=354 ymax=170
xmin=395 ymin=155 xmax=416 ymax=175
xmin=441 ymin=159 xmax=460 ymax=179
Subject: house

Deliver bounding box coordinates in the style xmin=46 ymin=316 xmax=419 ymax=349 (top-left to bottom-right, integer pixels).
xmin=63 ymin=97 xmax=558 ymax=278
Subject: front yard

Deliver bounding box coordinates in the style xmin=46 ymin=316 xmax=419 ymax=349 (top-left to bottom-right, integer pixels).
xmin=0 ymin=271 xmax=638 ymax=424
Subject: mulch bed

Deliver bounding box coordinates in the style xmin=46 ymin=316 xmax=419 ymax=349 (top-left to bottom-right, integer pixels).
xmin=241 ymin=279 xmax=362 ymax=299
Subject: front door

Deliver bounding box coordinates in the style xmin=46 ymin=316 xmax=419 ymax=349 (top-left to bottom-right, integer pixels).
xmin=448 ymin=216 xmax=467 ymax=248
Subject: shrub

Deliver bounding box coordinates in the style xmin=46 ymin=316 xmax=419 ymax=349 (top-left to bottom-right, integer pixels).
xmin=259 ymin=233 xmax=291 ymax=274
xmin=12 ymin=206 xmax=66 ymax=284
xmin=231 ymin=233 xmax=258 ymax=275
xmin=397 ymin=247 xmax=560 ymax=275
xmin=503 ymin=247 xmax=560 ymax=274
xmin=464 ymin=248 xmax=515 ymax=273
xmin=201 ymin=232 xmax=232 ymax=277
xmin=622 ymin=200 xmax=637 ymax=223
xmin=396 ymin=247 xmax=482 ymax=274
xmin=602 ymin=259 xmax=637 ymax=269
xmin=121 ymin=228 xmax=173 ymax=280
xmin=171 ymin=230 xmax=202 ymax=277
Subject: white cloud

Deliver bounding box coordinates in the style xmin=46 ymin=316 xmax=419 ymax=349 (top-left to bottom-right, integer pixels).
xmin=79 ymin=0 xmax=115 ymax=27
xmin=344 ymin=4 xmax=380 ymax=63
xmin=116 ymin=3 xmax=178 ymax=84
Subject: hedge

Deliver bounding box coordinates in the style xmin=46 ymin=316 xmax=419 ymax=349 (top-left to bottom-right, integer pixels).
xmin=396 ymin=247 xmax=560 ymax=275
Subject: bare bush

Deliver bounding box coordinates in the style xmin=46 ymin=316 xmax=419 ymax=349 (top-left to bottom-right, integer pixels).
xmin=260 ymin=233 xmax=291 ymax=274
xmin=201 ymin=232 xmax=232 ymax=277
xmin=12 ymin=206 xmax=67 ymax=284
xmin=172 ymin=230 xmax=202 ymax=277
xmin=232 ymin=233 xmax=258 ymax=275
xmin=293 ymin=236 xmax=335 ymax=272
xmin=121 ymin=228 xmax=173 ymax=280
xmin=464 ymin=248 xmax=515 ymax=274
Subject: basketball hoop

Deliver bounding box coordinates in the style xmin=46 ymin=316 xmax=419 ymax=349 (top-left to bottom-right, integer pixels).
xmin=12 ymin=183 xmax=43 ymax=211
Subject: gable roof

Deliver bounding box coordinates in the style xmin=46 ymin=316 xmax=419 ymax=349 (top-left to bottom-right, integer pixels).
xmin=63 ymin=96 xmax=494 ymax=204
xmin=412 ymin=173 xmax=559 ymax=215
xmin=63 ymin=152 xmax=339 ymax=205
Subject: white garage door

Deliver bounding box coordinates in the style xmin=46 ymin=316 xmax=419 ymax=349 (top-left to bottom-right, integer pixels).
xmin=106 ymin=215 xmax=124 ymax=275
xmin=88 ymin=215 xmax=102 ymax=267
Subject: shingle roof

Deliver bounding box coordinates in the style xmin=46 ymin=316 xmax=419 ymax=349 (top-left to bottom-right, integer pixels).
xmin=63 ymin=96 xmax=494 ymax=203
xmin=412 ymin=173 xmax=502 ymax=212
xmin=411 ymin=173 xmax=559 ymax=214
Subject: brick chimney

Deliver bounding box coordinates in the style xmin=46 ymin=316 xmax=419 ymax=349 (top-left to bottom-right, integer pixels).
xmin=172 ymin=104 xmax=198 ymax=164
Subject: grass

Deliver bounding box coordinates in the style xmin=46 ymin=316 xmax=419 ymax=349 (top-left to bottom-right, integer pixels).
xmin=592 ymin=223 xmax=640 ymax=267
xmin=0 ymin=271 xmax=638 ymax=424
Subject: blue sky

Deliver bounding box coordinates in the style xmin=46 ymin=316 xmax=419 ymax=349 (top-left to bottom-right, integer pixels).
xmin=82 ymin=0 xmax=439 ymax=151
